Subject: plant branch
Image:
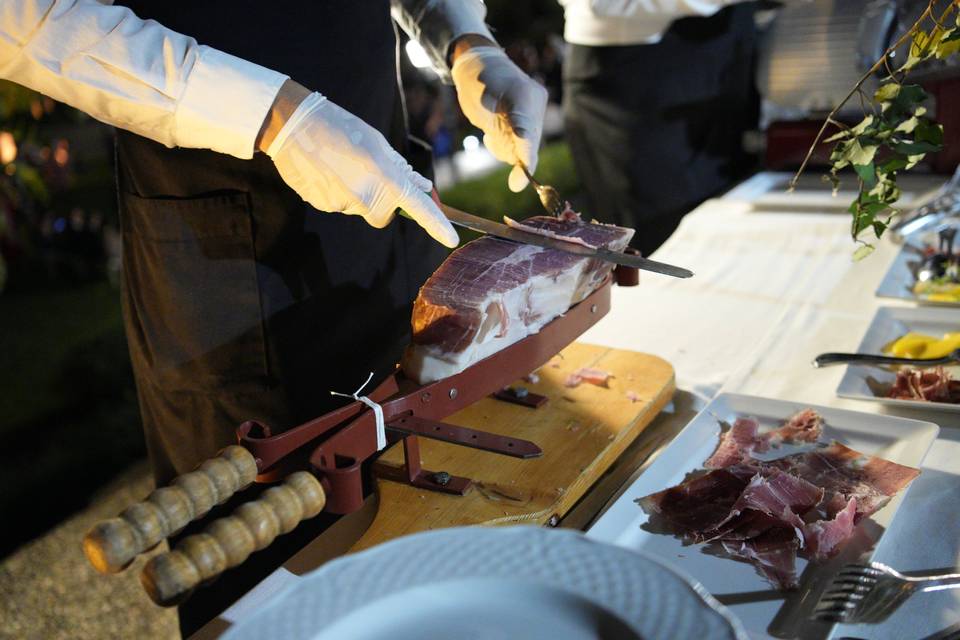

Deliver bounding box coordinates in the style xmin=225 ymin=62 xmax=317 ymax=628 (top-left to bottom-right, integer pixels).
xmin=788 ymin=1 xmax=937 ymax=191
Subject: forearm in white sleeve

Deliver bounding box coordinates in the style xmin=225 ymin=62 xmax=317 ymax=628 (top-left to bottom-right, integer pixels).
xmin=390 ymin=0 xmax=495 ymax=84
xmin=0 ymin=0 xmax=288 ymax=159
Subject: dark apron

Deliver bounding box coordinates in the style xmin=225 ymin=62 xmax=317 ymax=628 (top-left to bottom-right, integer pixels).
xmin=116 ymin=0 xmax=444 ymax=484
xmin=114 ymin=2 xmax=444 ymax=632
xmin=563 ymin=4 xmax=759 ymax=256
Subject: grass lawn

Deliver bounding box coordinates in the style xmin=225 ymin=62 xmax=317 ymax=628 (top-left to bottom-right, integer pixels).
xmin=439 ymin=142 xmax=580 ymax=222
xmin=0 ymin=281 xmax=144 ymax=556
xmin=0 ymin=281 xmax=124 ymax=429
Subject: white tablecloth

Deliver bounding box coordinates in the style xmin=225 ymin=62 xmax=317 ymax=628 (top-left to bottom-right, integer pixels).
xmin=582 ymin=180 xmax=960 ymax=639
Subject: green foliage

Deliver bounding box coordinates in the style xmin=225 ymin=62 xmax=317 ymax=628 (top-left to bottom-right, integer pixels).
xmin=818 ymin=1 xmax=960 ymax=256
xmin=439 ymin=141 xmax=580 ymax=223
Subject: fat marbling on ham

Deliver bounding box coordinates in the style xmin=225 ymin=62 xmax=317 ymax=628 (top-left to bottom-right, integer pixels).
xmin=637 ymin=409 xmax=920 ymax=590
xmin=402 ymin=215 xmax=633 ymax=384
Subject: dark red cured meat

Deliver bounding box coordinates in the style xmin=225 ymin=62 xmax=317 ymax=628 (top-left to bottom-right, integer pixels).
xmin=888 ymin=367 xmax=960 ymax=404
xmin=802 ymin=497 xmax=857 ymax=561
xmin=725 ymin=469 xmax=823 ymax=537
xmin=636 ymin=465 xmax=757 ymax=536
xmin=410 ymin=217 xmax=631 ymax=352
xmin=704 ymin=417 xmax=761 ymax=468
xmin=703 ymin=510 xmax=781 ymax=542
xmin=769 ymin=442 xmax=920 ymax=519
xmin=402 ymin=216 xmax=632 ymax=383
xmin=721 ymin=527 xmax=800 ymax=590
xmin=759 ymin=408 xmax=824 ymax=449
xmin=706 ymin=410 xmax=824 ymax=466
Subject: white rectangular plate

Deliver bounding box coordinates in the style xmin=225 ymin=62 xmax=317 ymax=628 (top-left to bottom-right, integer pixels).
xmin=876 ymin=232 xmax=960 ymax=307
xmin=836 ymin=306 xmax=960 ymax=414
xmin=587 ymin=392 xmax=939 ymax=640
xmin=724 ymin=172 xmax=943 ymax=213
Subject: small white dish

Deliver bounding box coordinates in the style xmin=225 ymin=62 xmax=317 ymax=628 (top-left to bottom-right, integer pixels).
xmin=586 ymin=392 xmax=939 ymax=640
xmin=876 ymin=233 xmax=960 ymax=307
xmin=223 ymin=526 xmax=746 ymax=640
xmin=836 ymin=306 xmax=960 ymax=413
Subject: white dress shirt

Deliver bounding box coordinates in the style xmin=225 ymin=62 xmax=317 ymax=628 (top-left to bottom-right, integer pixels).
xmin=0 ymin=0 xmax=491 ymax=160
xmin=559 ymin=0 xmax=745 ymax=46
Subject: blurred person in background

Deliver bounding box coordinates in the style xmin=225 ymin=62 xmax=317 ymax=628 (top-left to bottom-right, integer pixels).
xmin=1 ymin=0 xmax=546 ymax=633
xmin=559 ymin=0 xmax=761 ymax=256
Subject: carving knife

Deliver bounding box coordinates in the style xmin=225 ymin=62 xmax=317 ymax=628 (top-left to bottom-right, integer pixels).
xmin=435 ymin=202 xmax=694 ymax=279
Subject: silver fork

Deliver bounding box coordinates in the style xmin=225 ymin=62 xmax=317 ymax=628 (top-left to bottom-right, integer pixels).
xmin=813 ymin=562 xmax=960 ymax=624
xmin=520 ymin=165 xmax=566 ymax=218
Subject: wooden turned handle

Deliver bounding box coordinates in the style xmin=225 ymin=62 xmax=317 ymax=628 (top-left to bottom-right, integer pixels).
xmin=83 ymin=446 xmax=257 ymax=574
xmin=140 ymin=471 xmax=325 ymax=606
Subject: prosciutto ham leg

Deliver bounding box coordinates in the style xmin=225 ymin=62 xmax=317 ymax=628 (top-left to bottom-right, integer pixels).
xmin=402 ymin=216 xmax=633 ymax=384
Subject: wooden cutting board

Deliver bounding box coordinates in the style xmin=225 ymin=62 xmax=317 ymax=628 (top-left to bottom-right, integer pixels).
xmin=349 ymin=342 xmax=675 ymax=552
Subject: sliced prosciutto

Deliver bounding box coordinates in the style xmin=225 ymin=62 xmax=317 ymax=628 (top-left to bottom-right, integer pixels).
xmin=760 ymin=408 xmax=823 ymax=448
xmin=888 ymin=366 xmax=960 ymax=403
xmin=704 ymin=417 xmax=761 ymax=468
xmin=636 ymin=409 xmax=921 ymax=591
xmin=706 ymin=409 xmax=824 ymax=468
xmin=802 ymin=497 xmax=857 ymax=561
xmin=726 ymin=469 xmax=823 ymax=540
xmin=769 ymin=441 xmax=920 ymax=519
xmin=402 ymin=216 xmax=633 ymax=384
xmin=722 ymin=528 xmax=801 ymax=590
xmin=636 ymin=466 xmax=756 ymax=537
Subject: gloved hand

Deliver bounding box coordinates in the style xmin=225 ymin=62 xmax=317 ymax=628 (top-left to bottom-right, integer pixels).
xmin=266 ymin=92 xmax=459 ymax=248
xmin=451 ymin=46 xmax=548 ymax=193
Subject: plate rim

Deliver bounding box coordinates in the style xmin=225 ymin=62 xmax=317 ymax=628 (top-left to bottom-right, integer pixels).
xmin=835 ymin=304 xmax=960 ymax=412
xmin=223 ymin=525 xmax=748 ymax=640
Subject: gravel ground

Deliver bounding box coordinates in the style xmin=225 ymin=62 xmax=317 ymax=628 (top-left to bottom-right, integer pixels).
xmin=0 ymin=462 xmax=179 ymax=640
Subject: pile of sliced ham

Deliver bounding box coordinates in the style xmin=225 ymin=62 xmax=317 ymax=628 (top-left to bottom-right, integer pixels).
xmin=888 ymin=366 xmax=960 ymax=404
xmin=402 ymin=214 xmax=633 ymax=384
xmin=637 ymin=409 xmax=920 ymax=590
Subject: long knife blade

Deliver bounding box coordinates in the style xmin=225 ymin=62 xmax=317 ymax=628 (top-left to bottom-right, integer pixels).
xmin=437 ymin=203 xmax=693 ymax=279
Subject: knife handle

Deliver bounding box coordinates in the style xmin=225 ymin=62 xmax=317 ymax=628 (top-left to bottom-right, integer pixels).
xmin=83 ymin=446 xmax=258 ymax=574
xmin=140 ymin=471 xmax=325 ymax=606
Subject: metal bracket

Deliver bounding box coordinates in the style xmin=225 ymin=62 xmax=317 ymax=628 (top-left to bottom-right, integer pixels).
xmin=373 ymin=436 xmax=473 ymax=496
xmin=493 ymin=386 xmax=548 ymax=409
xmin=373 ymin=415 xmax=542 ymax=497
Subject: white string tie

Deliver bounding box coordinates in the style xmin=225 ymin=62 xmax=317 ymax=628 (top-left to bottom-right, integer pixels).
xmin=331 ymin=372 xmax=386 ymax=451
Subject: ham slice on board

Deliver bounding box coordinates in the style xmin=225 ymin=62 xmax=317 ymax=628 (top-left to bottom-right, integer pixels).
xmin=402 ymin=216 xmax=633 ymax=384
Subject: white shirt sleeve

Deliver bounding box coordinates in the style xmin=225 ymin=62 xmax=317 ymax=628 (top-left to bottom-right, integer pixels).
xmin=391 ymin=0 xmax=495 ymax=84
xmin=559 ymin=0 xmax=745 ymax=46
xmin=0 ymin=0 xmax=289 ymax=159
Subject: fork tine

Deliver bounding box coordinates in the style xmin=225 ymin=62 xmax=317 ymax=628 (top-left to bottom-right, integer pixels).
xmin=812 ymin=611 xmax=849 ymax=623
xmin=837 ymin=564 xmax=881 ymax=576
xmin=819 ymin=589 xmax=868 ymax=601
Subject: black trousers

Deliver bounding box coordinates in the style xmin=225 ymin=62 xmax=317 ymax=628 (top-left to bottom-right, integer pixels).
xmin=563 ymin=4 xmax=760 ymax=256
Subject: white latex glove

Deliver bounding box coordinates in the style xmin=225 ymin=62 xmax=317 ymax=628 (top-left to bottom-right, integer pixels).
xmin=267 ymin=92 xmax=458 ymax=248
xmin=451 ymin=46 xmax=548 ymax=193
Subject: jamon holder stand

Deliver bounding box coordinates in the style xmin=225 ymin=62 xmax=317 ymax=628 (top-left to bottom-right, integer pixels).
xmin=83 ymin=269 xmax=639 ymax=606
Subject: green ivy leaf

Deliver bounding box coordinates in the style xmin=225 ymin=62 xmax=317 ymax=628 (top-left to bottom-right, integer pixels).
xmin=895 ymin=115 xmax=919 ymax=133
xmin=854 ymin=162 xmax=877 ymax=186
xmin=848 ymin=140 xmax=879 ymax=166
xmin=874 ymin=83 xmax=900 ymax=102
xmin=915 ymin=118 xmax=944 ymax=145
xmin=878 ymin=155 xmax=909 ymax=174
xmin=852 ymin=244 xmax=876 ymax=261
xmin=891 ymin=139 xmax=941 ymax=155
